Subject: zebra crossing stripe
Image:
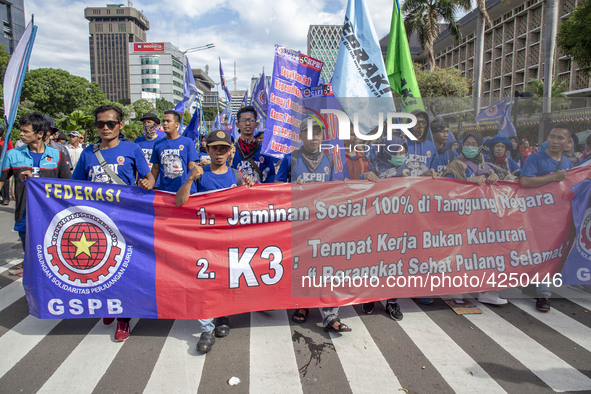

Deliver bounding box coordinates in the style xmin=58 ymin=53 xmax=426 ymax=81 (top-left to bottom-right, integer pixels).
xmin=0 ymin=260 xmax=23 ymax=275
xmin=504 ymin=290 xmax=591 ymax=353
xmin=327 ymin=305 xmax=403 ymax=393
xmin=144 ymin=319 xmax=205 ymax=393
xmin=0 ymin=279 xmax=24 ymax=312
xmin=397 ymin=298 xmax=506 ymax=393
xmin=0 ymin=315 xmax=61 ymax=378
xmin=466 ymin=299 xmax=591 ymax=392
xmin=250 ymin=310 xmax=303 ymax=393
xmin=37 ymin=319 xmax=139 ymax=393
xmin=552 ymin=286 xmax=591 ymax=311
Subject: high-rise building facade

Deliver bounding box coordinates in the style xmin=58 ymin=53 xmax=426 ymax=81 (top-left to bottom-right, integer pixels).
xmin=432 ymin=0 xmax=589 ymax=105
xmin=307 ymin=25 xmax=342 ymax=83
xmin=129 ymin=42 xmax=185 ymax=105
xmin=85 ymin=4 xmax=149 ymax=103
xmin=0 ymin=0 xmax=25 ymax=54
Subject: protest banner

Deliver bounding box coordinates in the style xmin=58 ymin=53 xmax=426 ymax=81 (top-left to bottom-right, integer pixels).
xmin=261 ymin=46 xmax=323 ymax=158
xmin=23 ymin=167 xmax=591 ymax=319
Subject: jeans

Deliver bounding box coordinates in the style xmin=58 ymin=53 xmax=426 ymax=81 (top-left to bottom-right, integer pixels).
xmin=18 ymin=231 xmax=26 ymax=253
xmin=536 ymin=283 xmax=551 ymax=298
xmin=199 ymin=319 xmax=215 ymax=333
xmin=320 ymin=307 xmax=339 ymax=327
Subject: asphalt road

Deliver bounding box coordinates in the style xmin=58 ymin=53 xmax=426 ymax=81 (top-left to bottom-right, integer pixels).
xmin=0 ymin=201 xmax=590 ymax=393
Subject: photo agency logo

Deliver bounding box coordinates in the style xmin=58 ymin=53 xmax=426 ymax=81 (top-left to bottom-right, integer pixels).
xmin=304 ymin=109 xmax=418 ymax=153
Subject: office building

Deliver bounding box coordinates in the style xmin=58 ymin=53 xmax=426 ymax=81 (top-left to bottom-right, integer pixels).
xmin=0 ymin=0 xmax=25 ymax=54
xmin=85 ymin=4 xmax=149 ymax=102
xmin=431 ymin=0 xmax=590 ymax=105
xmin=129 ymin=41 xmax=185 ymax=105
xmin=307 ymin=25 xmax=342 ymax=83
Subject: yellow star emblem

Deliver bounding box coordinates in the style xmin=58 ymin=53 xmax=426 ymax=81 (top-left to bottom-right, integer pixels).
xmin=70 ymin=232 xmax=97 ymax=258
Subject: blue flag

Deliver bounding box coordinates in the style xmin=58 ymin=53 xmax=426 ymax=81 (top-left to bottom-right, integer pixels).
xmin=184 ymin=108 xmax=200 ymax=141
xmin=497 ymin=103 xmax=517 ymax=137
xmin=250 ymin=70 xmax=268 ymax=118
xmin=174 ymin=56 xmax=199 ymax=113
xmin=475 ymin=96 xmax=508 ymax=123
xmin=1 ymin=17 xmax=37 ymax=167
xmin=219 ymin=58 xmax=233 ymax=104
xmin=331 ymin=0 xmax=393 ymax=99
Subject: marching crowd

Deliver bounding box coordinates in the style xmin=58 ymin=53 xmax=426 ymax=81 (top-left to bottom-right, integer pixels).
xmin=0 ymin=104 xmax=588 ymax=354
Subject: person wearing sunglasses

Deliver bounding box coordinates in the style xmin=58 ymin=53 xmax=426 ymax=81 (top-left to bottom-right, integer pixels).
xmin=71 ymin=105 xmax=155 ymax=341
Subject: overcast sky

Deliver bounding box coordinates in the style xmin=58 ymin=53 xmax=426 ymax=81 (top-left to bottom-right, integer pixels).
xmin=25 ymin=0 xmax=471 ymax=92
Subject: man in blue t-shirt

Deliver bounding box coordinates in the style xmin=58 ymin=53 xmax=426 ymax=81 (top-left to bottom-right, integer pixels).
xmin=0 ymin=112 xmax=71 ymax=254
xmin=175 ymin=130 xmax=252 ymax=354
xmin=135 ymin=113 xmax=164 ymax=188
xmin=231 ymin=106 xmax=276 ymax=183
xmin=429 ymin=118 xmax=458 ymax=175
xmin=72 ymin=105 xmax=155 ymax=342
xmin=150 ymin=110 xmax=198 ymax=192
xmin=520 ymin=124 xmax=573 ymax=313
xmin=276 ymin=118 xmax=351 ymax=333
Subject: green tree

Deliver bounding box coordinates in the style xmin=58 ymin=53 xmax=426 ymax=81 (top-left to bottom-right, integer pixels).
xmin=557 ymin=0 xmax=591 ymax=75
xmin=131 ymin=99 xmax=155 ymax=121
xmin=155 ymin=97 xmax=175 ymax=120
xmin=202 ymin=107 xmax=217 ymax=122
xmin=410 ymin=64 xmax=473 ymax=121
xmin=521 ymin=78 xmax=571 ymax=114
xmin=61 ymin=109 xmax=94 ymax=138
xmin=21 ymin=68 xmax=108 ymax=118
xmin=402 ymin=0 xmax=471 ymax=70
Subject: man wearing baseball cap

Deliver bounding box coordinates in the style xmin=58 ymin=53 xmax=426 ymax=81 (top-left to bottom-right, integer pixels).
xmin=65 ymin=130 xmax=84 ymax=170
xmin=176 ymin=129 xmax=252 ymax=354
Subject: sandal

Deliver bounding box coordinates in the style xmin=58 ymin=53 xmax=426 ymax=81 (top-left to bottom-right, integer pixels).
xmin=291 ymin=308 xmax=309 ymax=323
xmin=324 ymin=318 xmax=352 ymax=332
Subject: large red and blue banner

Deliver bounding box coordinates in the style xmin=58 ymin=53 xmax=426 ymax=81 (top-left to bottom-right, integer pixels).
xmin=23 ymin=168 xmax=591 ymax=319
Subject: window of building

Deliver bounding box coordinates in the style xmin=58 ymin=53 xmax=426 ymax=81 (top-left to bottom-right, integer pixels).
xmin=142 ymin=78 xmax=159 ymax=84
xmin=117 ymin=9 xmax=124 ymax=15
xmin=173 ymin=80 xmax=183 ymax=88
xmin=173 ymin=71 xmax=183 ymax=79
xmin=141 ymin=57 xmax=159 ymax=65
xmin=174 ymin=90 xmax=183 ymax=97
xmin=118 ymin=23 xmax=126 ymax=32
xmin=172 ymin=59 xmax=183 ymax=70
xmin=141 ymin=68 xmax=158 ymax=74
xmin=142 ymin=88 xmax=161 ymax=93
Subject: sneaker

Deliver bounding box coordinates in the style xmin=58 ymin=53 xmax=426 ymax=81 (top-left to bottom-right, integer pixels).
xmin=114 ymin=321 xmax=130 ymax=342
xmin=197 ymin=331 xmax=216 ymax=353
xmin=385 ymin=302 xmax=403 ymax=321
xmin=214 ymin=316 xmax=230 ymax=338
xmin=478 ymin=291 xmax=508 ymax=305
xmin=536 ymin=298 xmax=550 ymax=312
xmin=361 ymin=302 xmax=375 ymax=314
xmin=103 ymin=318 xmax=115 ymax=325
xmin=1 ymin=200 xmax=8 ymax=205
xmin=416 ymin=298 xmax=433 ymax=305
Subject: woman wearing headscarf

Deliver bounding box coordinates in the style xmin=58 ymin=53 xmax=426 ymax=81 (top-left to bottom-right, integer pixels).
xmin=442 ymin=131 xmax=507 ymax=306
xmin=442 ymin=131 xmax=500 ymax=185
xmin=485 ymin=135 xmax=521 ymax=180
xmin=508 ymin=136 xmax=524 ymax=168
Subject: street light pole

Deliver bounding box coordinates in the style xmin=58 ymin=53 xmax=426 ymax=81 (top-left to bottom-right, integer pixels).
xmin=514 ymin=91 xmax=533 ymax=128
xmin=182 ymin=43 xmax=215 ymax=55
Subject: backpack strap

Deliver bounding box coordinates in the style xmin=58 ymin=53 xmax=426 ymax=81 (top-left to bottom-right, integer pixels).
xmin=233 ymin=168 xmax=244 ymax=186
xmin=93 ymin=144 xmax=126 ymax=185
xmin=554 ymin=156 xmax=564 ymax=173
xmin=288 ymin=150 xmax=300 ymax=183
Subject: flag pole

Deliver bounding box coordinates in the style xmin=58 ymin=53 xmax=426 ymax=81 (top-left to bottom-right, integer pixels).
xmin=1 ymin=18 xmax=37 ymax=167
